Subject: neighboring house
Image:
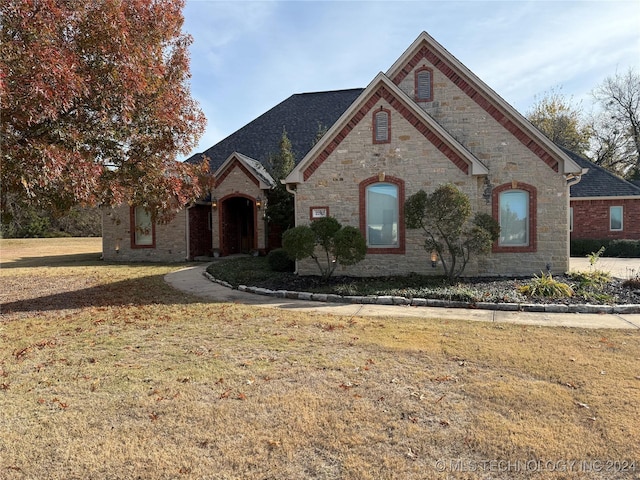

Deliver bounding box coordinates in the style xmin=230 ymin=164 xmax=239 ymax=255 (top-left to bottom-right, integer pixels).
xmin=103 ymin=31 xmax=585 ymax=277
xmin=563 ymin=149 xmax=640 ymax=241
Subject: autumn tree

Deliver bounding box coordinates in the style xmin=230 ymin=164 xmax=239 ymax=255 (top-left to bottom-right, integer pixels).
xmin=0 ymin=0 xmax=207 ymax=224
xmin=526 ymin=87 xmax=591 ymax=156
xmin=590 ymin=68 xmax=640 ymax=179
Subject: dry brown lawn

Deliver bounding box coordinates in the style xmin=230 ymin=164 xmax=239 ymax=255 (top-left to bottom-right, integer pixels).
xmin=1 ymin=238 xmax=638 ymax=479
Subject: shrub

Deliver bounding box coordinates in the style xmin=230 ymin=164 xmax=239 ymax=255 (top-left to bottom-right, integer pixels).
xmin=405 ymin=184 xmax=500 ymax=283
xmin=518 ymin=273 xmax=573 ymax=298
xmin=267 ymin=248 xmax=294 ymax=272
xmin=570 ymin=239 xmax=640 ymax=258
xmin=282 ymin=217 xmax=366 ymax=280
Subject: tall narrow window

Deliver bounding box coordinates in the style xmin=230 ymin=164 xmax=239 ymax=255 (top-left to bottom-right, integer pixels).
xmin=359 ymin=176 xmax=405 ymax=254
xmin=415 ymin=67 xmax=433 ymax=101
xmin=493 ymin=183 xmax=536 ymax=252
xmin=610 ymin=206 xmax=623 ymax=231
xmin=499 ymin=190 xmax=529 ymax=246
xmin=366 ymin=183 xmax=398 ymax=247
xmin=373 ymin=108 xmax=390 ymax=144
xmin=131 ymin=206 xmax=155 ymax=248
xmin=569 ymin=207 xmax=573 ymax=232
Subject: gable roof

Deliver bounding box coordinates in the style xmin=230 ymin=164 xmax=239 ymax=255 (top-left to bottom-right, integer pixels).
xmin=285 ymin=73 xmax=488 ymax=184
xmin=561 ymin=148 xmax=640 ymax=198
xmin=186 ymin=89 xmax=363 ymax=171
xmin=214 ymin=152 xmax=275 ymax=189
xmin=387 ymin=32 xmax=582 ymax=175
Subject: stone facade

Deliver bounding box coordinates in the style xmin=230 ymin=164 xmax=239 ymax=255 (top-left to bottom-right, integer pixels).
xmin=287 ymin=33 xmax=579 ymax=277
xmin=101 ymin=204 xmax=188 ymax=262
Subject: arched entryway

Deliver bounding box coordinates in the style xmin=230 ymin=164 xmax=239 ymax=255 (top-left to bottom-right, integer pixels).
xmin=220 ymin=195 xmax=257 ymax=255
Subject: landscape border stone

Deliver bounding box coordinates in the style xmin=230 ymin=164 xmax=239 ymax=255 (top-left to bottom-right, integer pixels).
xmin=203 ymin=272 xmax=640 ymax=314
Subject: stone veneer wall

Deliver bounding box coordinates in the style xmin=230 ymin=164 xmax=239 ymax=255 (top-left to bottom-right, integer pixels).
xmin=211 ymin=161 xmax=268 ymax=252
xmin=101 ymin=204 xmax=188 ymax=262
xmin=294 ymin=61 xmax=570 ymax=277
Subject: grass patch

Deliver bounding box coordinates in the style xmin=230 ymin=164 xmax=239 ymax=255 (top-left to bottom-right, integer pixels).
xmin=1 ymin=239 xmax=639 ymax=479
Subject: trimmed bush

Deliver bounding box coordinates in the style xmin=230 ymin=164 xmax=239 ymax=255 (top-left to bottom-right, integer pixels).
xmin=267 ymin=248 xmax=295 ymax=272
xmin=570 ymin=239 xmax=640 ymax=258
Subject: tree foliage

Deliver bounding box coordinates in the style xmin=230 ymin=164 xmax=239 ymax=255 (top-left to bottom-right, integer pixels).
xmin=266 ymin=129 xmax=295 ymax=231
xmin=282 ymin=217 xmax=366 ymax=280
xmin=0 ymin=0 xmax=208 ymax=221
xmin=405 ymin=184 xmax=500 ymax=283
xmin=590 ymin=68 xmax=640 ymax=179
xmin=526 ymin=88 xmax=591 ymax=156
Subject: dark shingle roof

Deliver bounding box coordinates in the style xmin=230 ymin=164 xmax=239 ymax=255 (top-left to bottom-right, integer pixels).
xmin=187 ymin=88 xmax=364 ymax=172
xmin=562 ymin=147 xmax=640 ymax=198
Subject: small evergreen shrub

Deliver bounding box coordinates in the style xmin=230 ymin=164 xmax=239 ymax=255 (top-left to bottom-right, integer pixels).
xmin=267 ymin=248 xmax=294 ymax=272
xmin=570 ymin=239 xmax=640 ymax=258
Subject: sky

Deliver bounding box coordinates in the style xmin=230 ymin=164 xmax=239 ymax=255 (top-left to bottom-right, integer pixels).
xmin=181 ymin=0 xmax=640 ymax=160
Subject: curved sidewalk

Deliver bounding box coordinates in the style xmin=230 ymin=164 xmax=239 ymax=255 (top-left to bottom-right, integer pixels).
xmin=165 ymin=264 xmax=640 ymax=330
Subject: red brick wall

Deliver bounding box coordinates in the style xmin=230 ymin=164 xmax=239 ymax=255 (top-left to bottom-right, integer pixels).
xmin=571 ymin=198 xmax=640 ymax=240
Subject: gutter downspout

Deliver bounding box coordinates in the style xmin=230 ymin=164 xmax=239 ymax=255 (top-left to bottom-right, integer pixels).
xmin=565 ymin=168 xmax=589 ymax=264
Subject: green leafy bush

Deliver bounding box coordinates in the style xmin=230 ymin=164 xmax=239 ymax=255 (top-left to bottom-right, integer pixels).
xmin=282 ymin=217 xmax=366 ymax=280
xmin=518 ymin=273 xmax=574 ymax=298
xmin=267 ymin=248 xmax=294 ymax=272
xmin=405 ymin=184 xmax=500 ymax=283
xmin=570 ymin=239 xmax=640 ymax=258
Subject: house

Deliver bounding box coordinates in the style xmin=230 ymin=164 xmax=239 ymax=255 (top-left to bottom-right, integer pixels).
xmin=102 ymin=31 xmax=585 ymax=276
xmin=563 ymin=148 xmax=640 ymax=241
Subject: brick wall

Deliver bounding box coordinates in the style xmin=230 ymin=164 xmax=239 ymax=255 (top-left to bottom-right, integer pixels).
xmin=101 ymin=205 xmax=188 ymax=262
xmin=571 ymin=198 xmax=640 ymax=240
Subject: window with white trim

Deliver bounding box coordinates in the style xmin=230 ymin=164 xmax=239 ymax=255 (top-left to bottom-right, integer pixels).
xmin=499 ymin=190 xmax=529 ymax=246
xmin=366 ymin=183 xmax=398 ymax=247
xmin=610 ymin=206 xmax=623 ymax=231
xmin=569 ymin=207 xmax=573 ymax=232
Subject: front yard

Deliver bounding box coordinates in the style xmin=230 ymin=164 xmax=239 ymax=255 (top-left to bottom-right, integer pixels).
xmin=1 ymin=238 xmax=639 ymax=479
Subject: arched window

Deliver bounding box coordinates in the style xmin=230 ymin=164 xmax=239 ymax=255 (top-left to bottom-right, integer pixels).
xmin=499 ymin=190 xmax=529 ymax=246
xmin=492 ymin=182 xmax=537 ymax=252
xmin=359 ymin=176 xmax=405 ymax=254
xmin=373 ymin=108 xmax=390 ymax=144
xmin=415 ymin=67 xmax=433 ymax=101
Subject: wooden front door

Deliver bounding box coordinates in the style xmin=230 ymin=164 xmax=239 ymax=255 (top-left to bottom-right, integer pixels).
xmin=221 ymin=196 xmax=255 ymax=255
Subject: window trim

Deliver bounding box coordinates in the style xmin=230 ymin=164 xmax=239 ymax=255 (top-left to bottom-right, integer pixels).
xmin=372 ymin=108 xmax=391 ymax=144
xmin=359 ymin=176 xmax=405 ymax=254
xmin=569 ymin=206 xmax=573 ymax=232
xmin=130 ymin=206 xmax=156 ymax=249
xmin=609 ymin=205 xmax=623 ymax=231
xmin=492 ymin=182 xmax=537 ymax=253
xmin=415 ymin=66 xmax=434 ymax=102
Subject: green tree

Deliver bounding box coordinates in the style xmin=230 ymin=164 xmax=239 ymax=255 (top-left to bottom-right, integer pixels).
xmin=1 ymin=0 xmax=207 ymax=223
xmin=526 ymin=87 xmax=591 ymax=156
xmin=282 ymin=217 xmax=366 ymax=280
xmin=405 ymin=184 xmax=499 ymax=283
xmin=266 ymin=129 xmax=296 ymax=231
xmin=591 ymin=68 xmax=640 ymax=179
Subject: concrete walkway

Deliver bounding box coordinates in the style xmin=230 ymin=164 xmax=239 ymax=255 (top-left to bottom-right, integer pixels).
xmin=165 ymin=260 xmax=640 ymax=330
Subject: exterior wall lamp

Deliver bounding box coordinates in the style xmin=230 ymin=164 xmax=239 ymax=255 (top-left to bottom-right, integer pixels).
xmin=256 ymin=196 xmax=262 ymax=209
xmin=212 ymin=197 xmax=218 ymax=209
xmin=431 ymin=251 xmax=438 ymax=268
